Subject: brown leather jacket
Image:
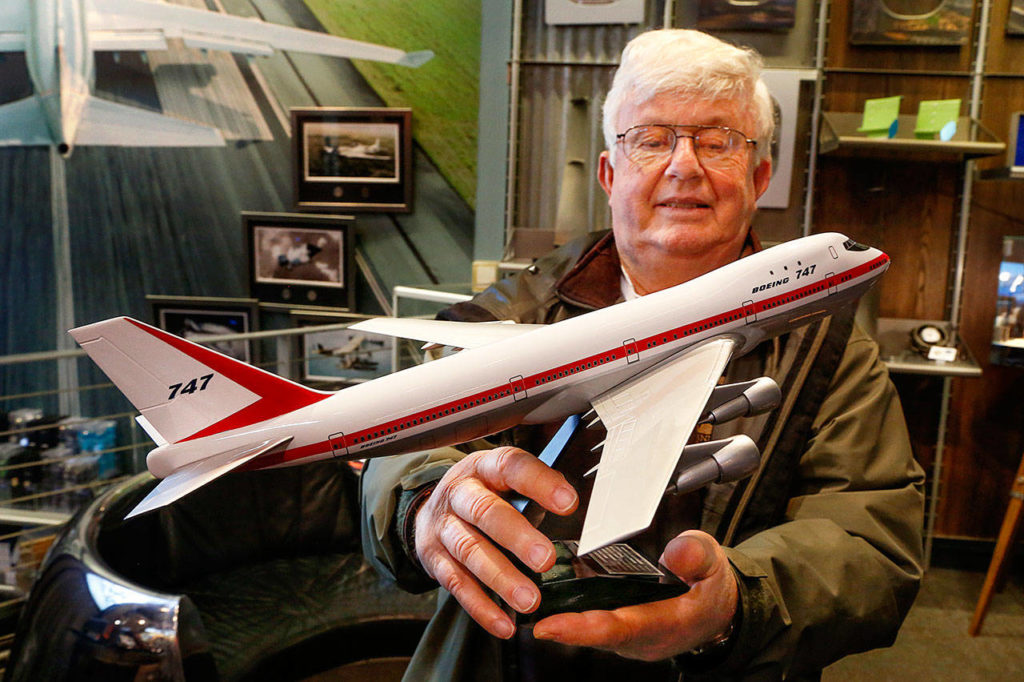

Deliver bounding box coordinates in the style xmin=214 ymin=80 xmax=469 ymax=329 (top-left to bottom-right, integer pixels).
xmin=361 ymin=231 xmax=925 ymax=681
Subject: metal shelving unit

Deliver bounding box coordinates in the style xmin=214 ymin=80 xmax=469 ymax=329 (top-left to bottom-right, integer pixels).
xmin=819 ymin=113 xmax=1005 ymax=159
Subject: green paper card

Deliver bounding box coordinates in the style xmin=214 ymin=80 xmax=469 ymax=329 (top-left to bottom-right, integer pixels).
xmin=858 ymin=96 xmax=902 ymax=138
xmin=915 ymin=99 xmax=961 ymax=140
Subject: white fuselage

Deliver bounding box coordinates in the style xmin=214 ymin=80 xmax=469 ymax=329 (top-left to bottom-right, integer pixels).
xmin=146 ymin=233 xmax=889 ymax=478
xmin=25 ymin=0 xmax=93 ymax=154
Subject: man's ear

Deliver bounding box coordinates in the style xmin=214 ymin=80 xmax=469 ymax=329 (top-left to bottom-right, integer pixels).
xmin=598 ymin=150 xmax=614 ymax=199
xmin=753 ymin=157 xmax=772 ymax=199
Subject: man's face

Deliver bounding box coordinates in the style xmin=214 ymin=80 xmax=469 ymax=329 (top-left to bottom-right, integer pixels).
xmin=598 ymin=92 xmax=772 ymax=287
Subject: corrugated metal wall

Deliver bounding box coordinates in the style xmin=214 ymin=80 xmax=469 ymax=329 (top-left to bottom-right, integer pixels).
xmin=509 ymin=1 xmax=667 ymax=256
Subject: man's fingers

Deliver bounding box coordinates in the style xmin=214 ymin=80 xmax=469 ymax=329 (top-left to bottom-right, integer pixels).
xmin=534 ymin=609 xmax=645 ymax=650
xmin=476 ymin=446 xmax=578 ymax=515
xmin=446 ymin=446 xmax=578 ymax=574
xmin=446 ymin=477 xmax=556 ymax=573
xmin=423 ymin=548 xmax=517 ymax=639
xmin=437 ymin=515 xmax=542 ymax=614
xmin=533 ymin=600 xmax=699 ymax=661
xmin=410 ymin=446 xmax=581 ymax=638
xmin=661 ymin=530 xmax=722 ymax=585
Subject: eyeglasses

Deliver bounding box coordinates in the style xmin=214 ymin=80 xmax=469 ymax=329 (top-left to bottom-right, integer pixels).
xmin=616 ymin=124 xmax=757 ymax=168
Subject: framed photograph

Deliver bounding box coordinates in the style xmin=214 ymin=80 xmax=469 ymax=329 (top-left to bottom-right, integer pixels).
xmin=293 ymin=312 xmax=394 ymax=386
xmin=1009 ymin=0 xmax=1024 ymax=36
xmin=244 ymin=212 xmax=355 ymax=311
xmin=849 ymin=0 xmax=972 ymax=46
xmin=147 ymin=295 xmax=259 ymax=364
xmin=697 ymin=0 xmax=796 ymax=31
xmin=292 ymin=107 xmax=413 ymax=212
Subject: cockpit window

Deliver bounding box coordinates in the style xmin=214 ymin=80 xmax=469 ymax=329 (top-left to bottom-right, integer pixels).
xmin=842 ymin=238 xmax=869 ymax=252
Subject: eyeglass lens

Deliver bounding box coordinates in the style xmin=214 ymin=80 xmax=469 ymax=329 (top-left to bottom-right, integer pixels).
xmin=621 ymin=126 xmax=746 ymax=166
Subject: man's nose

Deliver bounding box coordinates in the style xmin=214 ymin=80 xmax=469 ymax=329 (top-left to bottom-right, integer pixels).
xmin=664 ymin=136 xmax=704 ymax=178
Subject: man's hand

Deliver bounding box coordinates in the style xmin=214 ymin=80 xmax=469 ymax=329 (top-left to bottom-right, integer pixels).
xmin=532 ymin=531 xmax=738 ymax=661
xmin=413 ymin=446 xmax=579 ymax=639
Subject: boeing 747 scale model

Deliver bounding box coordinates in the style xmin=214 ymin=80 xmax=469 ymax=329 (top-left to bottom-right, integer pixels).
xmin=0 ymin=0 xmax=432 ymax=155
xmin=70 ymin=233 xmax=889 ymax=554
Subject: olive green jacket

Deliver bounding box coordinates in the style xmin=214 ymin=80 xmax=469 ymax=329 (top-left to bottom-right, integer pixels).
xmin=361 ymin=232 xmax=925 ymax=681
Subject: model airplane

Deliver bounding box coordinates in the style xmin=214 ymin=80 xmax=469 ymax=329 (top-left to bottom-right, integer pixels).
xmin=69 ymin=232 xmax=889 ymax=554
xmin=0 ymin=0 xmax=432 ymax=156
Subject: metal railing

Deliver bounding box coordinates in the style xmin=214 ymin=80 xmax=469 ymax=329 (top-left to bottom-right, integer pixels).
xmin=0 ymin=320 xmax=383 ymax=602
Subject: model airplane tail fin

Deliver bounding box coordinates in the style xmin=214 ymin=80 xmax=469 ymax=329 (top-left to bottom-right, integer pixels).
xmin=69 ymin=317 xmax=329 ymax=445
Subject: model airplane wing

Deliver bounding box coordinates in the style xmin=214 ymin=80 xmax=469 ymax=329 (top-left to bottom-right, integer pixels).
xmin=126 ymin=435 xmax=292 ymax=519
xmin=577 ymin=337 xmax=736 ymax=555
xmin=350 ymin=318 xmax=546 ymax=349
xmin=0 ymin=97 xmax=54 ymax=146
xmin=86 ymin=0 xmax=433 ymax=66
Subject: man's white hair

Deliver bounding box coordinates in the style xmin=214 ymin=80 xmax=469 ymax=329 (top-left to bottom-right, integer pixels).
xmin=602 ymin=29 xmax=774 ymax=165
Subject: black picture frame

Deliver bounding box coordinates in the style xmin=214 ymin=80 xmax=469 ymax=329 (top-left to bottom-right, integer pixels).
xmin=292 ymin=107 xmax=413 ymax=213
xmin=1009 ymin=0 xmax=1024 ymax=36
xmin=696 ymin=0 xmax=796 ymax=31
xmin=292 ymin=312 xmax=394 ymax=386
xmin=244 ymin=212 xmax=355 ymax=311
xmin=147 ymin=295 xmax=259 ymax=365
xmin=849 ymin=0 xmax=972 ymax=46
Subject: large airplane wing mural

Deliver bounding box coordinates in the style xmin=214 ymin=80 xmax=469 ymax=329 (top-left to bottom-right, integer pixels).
xmin=0 ymin=0 xmax=433 ymax=156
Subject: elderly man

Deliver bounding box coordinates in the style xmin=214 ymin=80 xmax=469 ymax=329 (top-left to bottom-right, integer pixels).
xmin=362 ymin=29 xmax=924 ymax=680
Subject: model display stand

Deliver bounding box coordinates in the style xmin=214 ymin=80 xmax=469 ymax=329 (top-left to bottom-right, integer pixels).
xmin=514 ymin=541 xmax=688 ymax=625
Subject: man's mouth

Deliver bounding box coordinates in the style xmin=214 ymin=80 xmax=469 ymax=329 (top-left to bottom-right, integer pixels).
xmin=658 ymin=200 xmax=709 ymax=209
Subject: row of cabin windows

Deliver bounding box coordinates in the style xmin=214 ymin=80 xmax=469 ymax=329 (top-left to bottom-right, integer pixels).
xmin=643 ymin=311 xmax=746 ymax=349
xmin=537 ymin=354 xmax=618 ymax=384
xmin=762 ymin=283 xmax=837 ymax=310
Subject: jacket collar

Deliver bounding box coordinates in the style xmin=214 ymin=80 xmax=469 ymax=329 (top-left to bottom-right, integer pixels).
xmin=554 ymin=229 xmax=763 ymax=310
xmin=553 ymin=231 xmax=623 ymax=310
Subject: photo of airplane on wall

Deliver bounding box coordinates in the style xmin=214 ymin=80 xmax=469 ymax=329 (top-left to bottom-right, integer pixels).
xmin=304 ymin=121 xmax=400 ymax=184
xmin=244 ymin=212 xmax=354 ymax=310
xmin=254 ymin=225 xmax=344 ymax=288
xmin=300 ymin=322 xmax=393 ymax=385
xmin=292 ymin=108 xmax=413 ymax=212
